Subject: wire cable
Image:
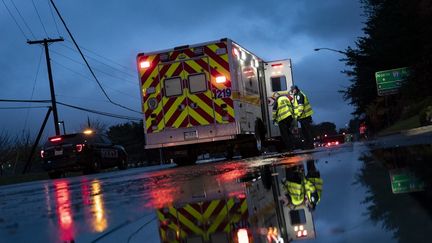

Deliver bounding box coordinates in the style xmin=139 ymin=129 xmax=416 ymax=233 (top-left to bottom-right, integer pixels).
xmin=23 ymin=48 xmax=44 ymax=130
xmin=51 ymin=59 xmax=140 ymax=101
xmin=1 ymin=0 xmax=29 ymax=40
xmin=46 ymin=0 xmax=60 ymax=36
xmin=63 ymin=40 xmax=135 ymax=73
xmin=0 ymin=99 xmax=141 ymax=120
xmin=51 ymin=49 xmax=138 ymax=85
xmin=0 ymin=106 xmax=49 ymax=110
xmin=58 ymin=43 xmax=137 ymax=78
xmin=49 ymin=0 xmax=142 ymax=114
xmin=31 ymin=0 xmax=49 ymax=37
xmin=9 ymin=0 xmax=36 ymax=39
xmin=57 ymin=101 xmax=141 ymax=121
xmin=0 ymin=99 xmax=51 ymax=103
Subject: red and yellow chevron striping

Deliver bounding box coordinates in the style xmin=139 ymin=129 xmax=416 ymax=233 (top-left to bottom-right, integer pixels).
xmin=157 ymin=198 xmax=248 ymax=243
xmin=139 ymin=41 xmax=234 ymax=134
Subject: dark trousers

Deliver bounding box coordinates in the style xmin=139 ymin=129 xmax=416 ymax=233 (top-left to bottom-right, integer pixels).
xmin=299 ymin=116 xmax=314 ymax=149
xmin=306 ymin=160 xmax=320 ymax=178
xmin=279 ymin=116 xmax=294 ymax=151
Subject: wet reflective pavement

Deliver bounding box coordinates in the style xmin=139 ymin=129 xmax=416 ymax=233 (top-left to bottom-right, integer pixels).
xmin=1 ymin=132 xmax=431 ymax=243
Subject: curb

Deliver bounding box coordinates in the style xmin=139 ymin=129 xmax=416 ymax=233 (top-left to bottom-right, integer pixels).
xmin=378 ymin=125 xmax=432 ymax=137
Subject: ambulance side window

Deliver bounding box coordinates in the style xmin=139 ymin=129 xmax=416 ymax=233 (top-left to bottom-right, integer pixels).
xmin=188 ymin=73 xmax=207 ymax=93
xmin=164 ymin=77 xmax=182 ymax=97
xmin=271 ymin=76 xmax=287 ymax=92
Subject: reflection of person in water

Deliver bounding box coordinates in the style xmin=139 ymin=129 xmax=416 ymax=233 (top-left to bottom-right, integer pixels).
xmin=282 ymin=165 xmax=305 ymax=208
xmin=304 ymin=160 xmax=323 ymax=211
xmin=281 ymin=161 xmax=323 ymax=210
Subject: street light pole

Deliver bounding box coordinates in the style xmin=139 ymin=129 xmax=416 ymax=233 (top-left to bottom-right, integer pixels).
xmin=314 ymin=47 xmax=347 ymax=55
xmin=58 ymin=121 xmax=66 ymax=135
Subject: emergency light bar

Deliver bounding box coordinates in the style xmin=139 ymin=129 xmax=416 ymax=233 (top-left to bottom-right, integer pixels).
xmin=271 ymin=63 xmax=283 ymax=67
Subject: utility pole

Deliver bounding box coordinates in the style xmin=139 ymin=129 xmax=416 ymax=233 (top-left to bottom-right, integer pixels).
xmin=28 ymin=38 xmax=64 ymax=135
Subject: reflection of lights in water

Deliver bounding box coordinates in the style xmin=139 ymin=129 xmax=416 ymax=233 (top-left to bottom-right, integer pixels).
xmin=146 ymin=187 xmax=176 ymax=208
xmin=44 ymin=184 xmax=52 ymax=213
xmin=54 ymin=181 xmax=75 ymax=242
xmin=91 ymin=180 xmax=107 ymax=232
xmin=216 ymin=167 xmax=247 ymax=182
xmin=81 ymin=179 xmax=91 ymax=206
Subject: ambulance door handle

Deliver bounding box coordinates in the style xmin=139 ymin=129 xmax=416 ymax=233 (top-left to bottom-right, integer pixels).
xmin=190 ymin=103 xmax=197 ymax=109
xmin=178 ymin=104 xmax=185 ymax=110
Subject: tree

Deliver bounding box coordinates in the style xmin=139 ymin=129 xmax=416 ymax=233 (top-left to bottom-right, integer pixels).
xmin=312 ymin=122 xmax=337 ymax=137
xmin=342 ymin=0 xmax=432 ymax=129
xmin=107 ymin=120 xmax=155 ymax=163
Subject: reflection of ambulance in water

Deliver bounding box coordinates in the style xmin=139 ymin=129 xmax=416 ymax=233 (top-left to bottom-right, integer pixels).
xmin=154 ymin=164 xmax=316 ymax=242
xmin=137 ymin=38 xmax=294 ymax=164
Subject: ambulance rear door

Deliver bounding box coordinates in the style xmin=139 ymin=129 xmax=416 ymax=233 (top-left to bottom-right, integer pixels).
xmin=263 ymin=59 xmax=294 ymax=138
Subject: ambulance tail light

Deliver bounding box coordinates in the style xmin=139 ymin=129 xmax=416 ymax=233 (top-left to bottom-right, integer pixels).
xmin=216 ymin=75 xmax=227 ymax=84
xmin=237 ymin=229 xmax=249 ymax=243
xmin=75 ymin=144 xmax=85 ymax=153
xmin=140 ymin=60 xmax=150 ymax=69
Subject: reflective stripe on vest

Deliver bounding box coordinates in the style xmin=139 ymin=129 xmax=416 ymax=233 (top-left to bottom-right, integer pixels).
xmin=304 ymin=177 xmax=322 ymax=203
xmin=293 ymin=91 xmax=313 ymax=119
xmin=273 ymin=96 xmax=293 ymax=123
xmin=284 ymin=181 xmax=304 ymax=206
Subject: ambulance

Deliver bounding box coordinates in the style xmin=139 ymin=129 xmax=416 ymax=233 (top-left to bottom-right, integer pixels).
xmin=137 ymin=38 xmax=294 ymax=164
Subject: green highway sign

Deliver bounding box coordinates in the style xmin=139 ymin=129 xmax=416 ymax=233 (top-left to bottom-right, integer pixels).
xmin=389 ymin=169 xmax=425 ymax=194
xmin=375 ymin=67 xmax=409 ymax=96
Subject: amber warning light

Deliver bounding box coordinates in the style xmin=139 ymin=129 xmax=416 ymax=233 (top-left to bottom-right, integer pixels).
xmin=140 ymin=61 xmax=150 ymax=69
xmin=216 ymin=75 xmax=227 ymax=83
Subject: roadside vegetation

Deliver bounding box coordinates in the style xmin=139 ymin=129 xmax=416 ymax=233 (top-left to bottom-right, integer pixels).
xmin=342 ymin=0 xmax=432 ymax=134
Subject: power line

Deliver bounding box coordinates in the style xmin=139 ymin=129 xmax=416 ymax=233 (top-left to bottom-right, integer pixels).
xmin=1 ymin=0 xmax=29 ymax=40
xmin=50 ymin=49 xmax=138 ymax=85
xmin=58 ymin=43 xmax=137 ymax=78
xmin=46 ymin=0 xmax=60 ymax=36
xmin=0 ymin=99 xmax=51 ymax=103
xmin=49 ymin=0 xmax=142 ymax=114
xmin=31 ymin=0 xmax=49 ymax=37
xmin=0 ymin=99 xmax=141 ymax=121
xmin=0 ymin=106 xmax=49 ymax=110
xmin=51 ymin=59 xmax=140 ymax=101
xmin=63 ymin=40 xmax=136 ymax=73
xmin=23 ymin=48 xmax=44 ymax=131
xmin=57 ymin=102 xmax=141 ymax=121
xmin=9 ymin=0 xmax=37 ymax=39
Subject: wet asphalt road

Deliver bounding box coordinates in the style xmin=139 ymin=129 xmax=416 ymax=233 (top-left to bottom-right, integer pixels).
xmin=0 ymin=130 xmax=431 ymax=243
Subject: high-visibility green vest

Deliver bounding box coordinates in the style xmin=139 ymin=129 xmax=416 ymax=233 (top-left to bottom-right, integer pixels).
xmin=283 ymin=181 xmax=305 ymax=206
xmin=272 ymin=96 xmax=293 ymax=123
xmin=304 ymin=177 xmax=322 ymax=204
xmin=293 ymin=91 xmax=313 ymax=119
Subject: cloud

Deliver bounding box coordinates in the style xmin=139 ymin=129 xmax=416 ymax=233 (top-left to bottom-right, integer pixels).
xmin=0 ymin=0 xmax=364 ymax=134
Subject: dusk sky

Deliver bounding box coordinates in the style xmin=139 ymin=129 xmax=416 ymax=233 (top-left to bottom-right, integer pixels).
xmin=0 ymin=0 xmax=364 ymax=137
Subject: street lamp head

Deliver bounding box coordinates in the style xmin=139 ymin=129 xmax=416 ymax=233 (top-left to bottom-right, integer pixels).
xmin=313 ymin=47 xmax=347 ymax=55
